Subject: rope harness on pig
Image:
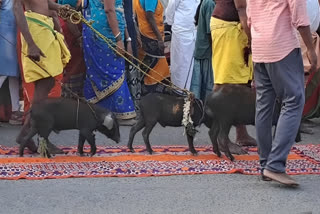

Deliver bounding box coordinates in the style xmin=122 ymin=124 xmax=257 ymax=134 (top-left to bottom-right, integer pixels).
xmin=0 ymin=8 xmax=199 ymax=157
xmin=58 ymin=8 xmax=198 ymax=138
xmin=58 ymin=8 xmax=190 ymax=95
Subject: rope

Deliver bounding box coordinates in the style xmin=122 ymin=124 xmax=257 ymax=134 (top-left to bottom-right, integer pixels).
xmin=58 ymin=8 xmax=192 ymax=96
xmin=0 ymin=30 xmax=99 ymax=121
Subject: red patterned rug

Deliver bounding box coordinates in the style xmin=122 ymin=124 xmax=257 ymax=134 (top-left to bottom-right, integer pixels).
xmin=0 ymin=144 xmax=319 ymax=180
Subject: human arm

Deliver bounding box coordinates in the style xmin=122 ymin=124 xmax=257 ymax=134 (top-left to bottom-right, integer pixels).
xmin=299 ymin=26 xmax=317 ymax=73
xmin=48 ymin=0 xmax=63 ymax=11
xmin=66 ymin=20 xmax=83 ymax=47
xmin=51 ymin=11 xmax=63 ymax=33
xmin=145 ymin=11 xmax=162 ymax=42
xmin=288 ymin=0 xmax=317 ymax=73
xmin=125 ymin=28 xmax=132 ymax=56
xmin=146 ymin=11 xmax=164 ymax=54
xmin=104 ymin=0 xmax=125 ymax=55
xmin=234 ymin=0 xmax=251 ymax=65
xmin=13 ymin=0 xmax=45 ymax=61
xmin=48 ymin=0 xmax=61 ymax=11
xmin=0 ymin=0 xmax=2 ymax=8
xmin=234 ymin=0 xmax=251 ymax=44
xmin=204 ymin=1 xmax=215 ymax=43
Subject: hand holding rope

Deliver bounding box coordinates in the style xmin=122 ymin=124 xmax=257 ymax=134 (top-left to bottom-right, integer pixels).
xmin=57 ymin=7 xmax=192 ymax=96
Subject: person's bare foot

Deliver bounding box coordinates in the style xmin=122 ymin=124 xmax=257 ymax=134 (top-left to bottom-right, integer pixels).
xmin=263 ymin=169 xmax=299 ymax=187
xmin=236 ymin=125 xmax=257 ymax=146
xmin=236 ymin=135 xmax=257 ymax=146
xmin=218 ymin=141 xmax=247 ymax=155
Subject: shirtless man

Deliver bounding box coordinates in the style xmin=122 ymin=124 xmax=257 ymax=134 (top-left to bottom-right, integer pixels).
xmin=14 ymin=0 xmax=70 ymax=153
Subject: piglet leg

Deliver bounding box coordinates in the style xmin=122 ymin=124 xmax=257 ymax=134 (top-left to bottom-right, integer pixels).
xmin=19 ymin=127 xmax=38 ymax=157
xmin=87 ymin=133 xmax=97 ymax=157
xmin=79 ymin=130 xmax=97 ymax=156
xmin=128 ymin=118 xmax=145 ymax=153
xmin=208 ymin=123 xmax=222 ymax=158
xmin=218 ymin=124 xmax=235 ymax=161
xmin=186 ymin=134 xmax=198 ymax=155
xmin=77 ymin=133 xmax=86 ymax=156
xmin=142 ymin=122 xmax=157 ymax=154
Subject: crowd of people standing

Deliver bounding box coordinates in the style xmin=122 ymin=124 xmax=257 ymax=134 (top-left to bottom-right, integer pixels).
xmin=0 ymin=0 xmax=320 ymax=186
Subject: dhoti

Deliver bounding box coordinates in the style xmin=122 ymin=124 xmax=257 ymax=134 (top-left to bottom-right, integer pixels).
xmin=21 ymin=11 xmax=71 ymax=83
xmin=210 ymin=17 xmax=253 ymax=84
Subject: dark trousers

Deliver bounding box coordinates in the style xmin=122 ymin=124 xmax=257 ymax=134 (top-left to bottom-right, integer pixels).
xmin=254 ymin=48 xmax=305 ymax=173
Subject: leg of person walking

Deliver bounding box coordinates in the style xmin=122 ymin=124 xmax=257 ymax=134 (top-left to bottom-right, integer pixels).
xmin=8 ymin=77 xmax=23 ymax=125
xmin=0 ymin=76 xmax=7 ymax=88
xmin=255 ymin=63 xmax=277 ymax=172
xmin=266 ymin=49 xmax=305 ymax=173
xmin=261 ymin=49 xmax=305 ymax=186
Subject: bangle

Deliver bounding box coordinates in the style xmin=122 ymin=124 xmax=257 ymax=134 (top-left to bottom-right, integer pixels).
xmin=115 ymin=32 xmax=122 ymax=42
xmin=115 ymin=32 xmax=121 ymax=39
xmin=126 ymin=37 xmax=132 ymax=42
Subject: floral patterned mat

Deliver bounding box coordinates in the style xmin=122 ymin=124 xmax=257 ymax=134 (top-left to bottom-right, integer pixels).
xmin=0 ymin=144 xmax=319 ymax=180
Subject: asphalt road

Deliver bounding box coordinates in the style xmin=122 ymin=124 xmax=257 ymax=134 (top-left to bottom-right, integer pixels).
xmin=0 ymin=120 xmax=319 ymax=214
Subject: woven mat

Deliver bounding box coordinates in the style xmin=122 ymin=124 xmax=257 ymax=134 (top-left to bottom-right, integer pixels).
xmin=0 ymin=145 xmax=319 ymax=180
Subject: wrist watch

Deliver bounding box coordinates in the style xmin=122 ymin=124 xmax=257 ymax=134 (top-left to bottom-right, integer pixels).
xmin=126 ymin=37 xmax=132 ymax=42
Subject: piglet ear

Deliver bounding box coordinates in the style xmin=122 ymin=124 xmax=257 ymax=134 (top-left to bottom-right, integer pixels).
xmin=103 ymin=113 xmax=114 ymax=130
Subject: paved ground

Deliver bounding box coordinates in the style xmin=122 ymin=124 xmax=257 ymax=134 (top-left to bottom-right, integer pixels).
xmin=0 ymin=120 xmax=320 ymax=214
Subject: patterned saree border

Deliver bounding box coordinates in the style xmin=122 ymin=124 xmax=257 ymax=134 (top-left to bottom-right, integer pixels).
xmin=87 ymin=74 xmax=125 ymax=104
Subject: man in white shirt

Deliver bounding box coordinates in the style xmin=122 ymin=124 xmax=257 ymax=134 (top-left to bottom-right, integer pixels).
xmin=165 ymin=0 xmax=200 ymax=90
xmin=307 ymin=0 xmax=320 ymax=33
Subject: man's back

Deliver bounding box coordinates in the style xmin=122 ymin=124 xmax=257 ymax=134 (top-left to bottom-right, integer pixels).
xmin=247 ymin=0 xmax=309 ymax=63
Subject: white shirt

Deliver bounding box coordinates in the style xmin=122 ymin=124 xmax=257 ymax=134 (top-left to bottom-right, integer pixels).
xmin=165 ymin=0 xmax=200 ymax=33
xmin=307 ymin=0 xmax=320 ymax=33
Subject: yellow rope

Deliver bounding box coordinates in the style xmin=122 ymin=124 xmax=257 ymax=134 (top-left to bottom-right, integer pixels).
xmin=58 ymin=8 xmax=191 ymax=95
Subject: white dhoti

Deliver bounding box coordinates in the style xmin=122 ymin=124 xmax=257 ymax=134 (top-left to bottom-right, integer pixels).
xmin=170 ymin=30 xmax=197 ymax=90
xmin=165 ymin=0 xmax=200 ymax=90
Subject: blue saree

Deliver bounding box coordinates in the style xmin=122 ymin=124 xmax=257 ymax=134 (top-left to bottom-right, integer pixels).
xmin=83 ymin=0 xmax=136 ymax=119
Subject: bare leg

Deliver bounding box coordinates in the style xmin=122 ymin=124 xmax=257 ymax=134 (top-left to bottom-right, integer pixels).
xmin=224 ymin=138 xmax=248 ymax=155
xmin=17 ymin=77 xmax=64 ymax=154
xmin=214 ymin=126 xmax=247 ymax=155
xmin=33 ymin=77 xmax=55 ymax=103
xmin=235 ymin=125 xmax=257 ymax=146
